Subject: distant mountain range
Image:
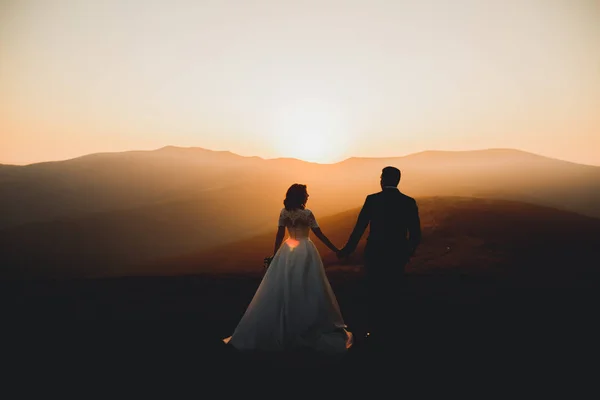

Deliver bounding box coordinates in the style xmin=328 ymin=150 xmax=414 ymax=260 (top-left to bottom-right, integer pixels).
xmin=1 ymin=146 xmax=599 ymax=279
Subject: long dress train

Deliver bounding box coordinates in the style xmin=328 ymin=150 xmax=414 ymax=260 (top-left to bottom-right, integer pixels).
xmin=224 ymin=208 xmax=353 ymax=353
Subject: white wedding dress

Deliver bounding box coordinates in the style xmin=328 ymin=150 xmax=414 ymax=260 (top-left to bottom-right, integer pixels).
xmin=223 ymin=208 xmax=353 ymax=353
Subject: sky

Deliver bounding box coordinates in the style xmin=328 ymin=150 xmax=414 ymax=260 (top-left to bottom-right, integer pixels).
xmin=1 ymin=0 xmax=599 ymax=165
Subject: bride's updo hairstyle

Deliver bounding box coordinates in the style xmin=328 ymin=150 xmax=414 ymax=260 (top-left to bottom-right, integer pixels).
xmin=284 ymin=184 xmax=309 ymax=211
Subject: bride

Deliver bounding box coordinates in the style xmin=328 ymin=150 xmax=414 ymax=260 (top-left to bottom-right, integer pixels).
xmin=224 ymin=184 xmax=353 ymax=353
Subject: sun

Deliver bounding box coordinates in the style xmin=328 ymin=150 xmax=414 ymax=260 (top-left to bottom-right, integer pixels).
xmin=270 ymin=99 xmax=350 ymax=163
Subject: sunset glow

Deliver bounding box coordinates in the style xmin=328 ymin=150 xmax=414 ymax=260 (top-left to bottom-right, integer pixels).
xmin=271 ymin=98 xmax=351 ymax=163
xmin=286 ymin=239 xmax=300 ymax=250
xmin=1 ymin=0 xmax=599 ymax=166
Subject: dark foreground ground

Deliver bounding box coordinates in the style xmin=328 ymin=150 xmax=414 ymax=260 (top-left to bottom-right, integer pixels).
xmin=2 ymin=270 xmax=599 ymax=388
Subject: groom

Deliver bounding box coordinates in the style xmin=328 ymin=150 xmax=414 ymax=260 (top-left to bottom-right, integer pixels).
xmin=337 ymin=166 xmax=421 ymax=345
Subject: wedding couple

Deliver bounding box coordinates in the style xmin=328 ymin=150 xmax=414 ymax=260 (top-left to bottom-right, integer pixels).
xmin=224 ymin=166 xmax=421 ymax=353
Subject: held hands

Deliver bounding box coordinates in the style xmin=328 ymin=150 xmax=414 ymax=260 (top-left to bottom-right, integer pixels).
xmin=328 ymin=246 xmax=342 ymax=258
xmin=325 ymin=248 xmax=345 ymax=268
xmin=335 ymin=247 xmax=349 ymax=260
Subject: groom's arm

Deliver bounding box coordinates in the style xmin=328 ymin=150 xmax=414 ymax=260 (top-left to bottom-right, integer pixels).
xmin=340 ymin=196 xmax=372 ymax=256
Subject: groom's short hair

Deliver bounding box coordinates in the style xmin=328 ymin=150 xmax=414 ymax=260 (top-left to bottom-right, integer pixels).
xmin=381 ymin=166 xmax=401 ymax=186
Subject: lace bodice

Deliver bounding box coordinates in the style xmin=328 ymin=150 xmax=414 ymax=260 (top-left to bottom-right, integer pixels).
xmin=278 ymin=208 xmax=319 ymax=239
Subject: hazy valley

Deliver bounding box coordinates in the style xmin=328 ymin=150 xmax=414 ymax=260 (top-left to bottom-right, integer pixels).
xmin=1 ymin=146 xmax=599 ymax=281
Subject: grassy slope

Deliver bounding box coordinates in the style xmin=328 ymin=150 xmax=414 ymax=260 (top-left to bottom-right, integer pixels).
xmin=146 ymin=196 xmax=600 ymax=286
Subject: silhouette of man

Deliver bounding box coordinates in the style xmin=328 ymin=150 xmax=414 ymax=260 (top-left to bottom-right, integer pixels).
xmin=338 ymin=166 xmax=421 ymax=346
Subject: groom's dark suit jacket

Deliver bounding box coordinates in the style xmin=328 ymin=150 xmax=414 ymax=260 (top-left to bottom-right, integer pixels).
xmin=341 ymin=187 xmax=421 ymax=273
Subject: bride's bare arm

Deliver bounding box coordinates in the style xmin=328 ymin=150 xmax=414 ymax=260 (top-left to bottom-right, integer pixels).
xmin=311 ymin=228 xmax=339 ymax=253
xmin=273 ymin=226 xmax=286 ymax=256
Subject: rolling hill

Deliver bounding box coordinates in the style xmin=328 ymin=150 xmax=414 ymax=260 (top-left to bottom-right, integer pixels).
xmin=1 ymin=146 xmax=599 ymax=230
xmin=1 ymin=146 xmax=599 ymax=279
xmin=143 ymin=196 xmax=600 ymax=286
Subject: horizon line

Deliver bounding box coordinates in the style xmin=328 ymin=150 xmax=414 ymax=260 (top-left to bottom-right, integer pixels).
xmin=2 ymin=145 xmax=599 ymax=168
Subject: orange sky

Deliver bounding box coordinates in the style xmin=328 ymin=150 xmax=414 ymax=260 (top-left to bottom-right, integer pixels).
xmin=1 ymin=0 xmax=599 ymax=166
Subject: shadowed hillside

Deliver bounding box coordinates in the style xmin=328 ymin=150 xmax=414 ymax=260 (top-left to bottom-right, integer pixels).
xmin=3 ymin=195 xmax=599 ymax=372
xmin=4 ymin=197 xmax=599 ymax=375
xmin=0 ymin=180 xmax=289 ymax=278
xmin=147 ymin=196 xmax=600 ymax=287
xmin=0 ymin=146 xmax=266 ymax=228
xmin=1 ymin=147 xmax=599 ymax=279
xmin=336 ymin=149 xmax=600 ymax=218
xmin=2 ymin=147 xmax=599 ymax=231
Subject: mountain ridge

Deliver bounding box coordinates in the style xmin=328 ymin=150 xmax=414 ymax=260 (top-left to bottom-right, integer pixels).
xmin=1 ymin=145 xmax=599 ymax=278
xmin=1 ymin=144 xmax=599 ymax=228
xmin=5 ymin=146 xmax=599 ymax=168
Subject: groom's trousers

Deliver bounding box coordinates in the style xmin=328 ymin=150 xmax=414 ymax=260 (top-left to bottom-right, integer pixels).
xmin=363 ymin=250 xmax=409 ymax=344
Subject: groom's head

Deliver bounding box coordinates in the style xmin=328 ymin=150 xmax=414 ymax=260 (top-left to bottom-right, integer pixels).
xmin=380 ymin=166 xmax=401 ymax=188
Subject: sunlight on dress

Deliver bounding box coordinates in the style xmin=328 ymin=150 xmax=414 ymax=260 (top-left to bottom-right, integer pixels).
xmin=223 ymin=208 xmax=353 ymax=353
